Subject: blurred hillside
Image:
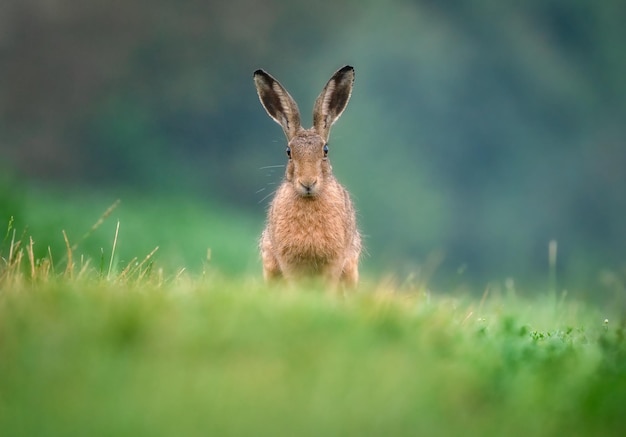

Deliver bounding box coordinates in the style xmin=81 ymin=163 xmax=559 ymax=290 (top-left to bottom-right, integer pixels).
xmin=1 ymin=0 xmax=625 ymax=293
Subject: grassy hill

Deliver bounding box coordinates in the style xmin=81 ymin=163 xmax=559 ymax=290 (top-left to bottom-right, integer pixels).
xmin=3 ymin=187 xmax=261 ymax=277
xmin=2 ymin=189 xmax=625 ymax=436
xmin=1 ymin=222 xmax=625 ymax=436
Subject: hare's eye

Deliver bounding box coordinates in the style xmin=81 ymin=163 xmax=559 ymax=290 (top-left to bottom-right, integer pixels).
xmin=323 ymin=144 xmax=329 ymax=157
xmin=286 ymin=146 xmax=291 ymax=158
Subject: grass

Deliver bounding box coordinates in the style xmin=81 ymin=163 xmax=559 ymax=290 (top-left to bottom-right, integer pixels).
xmin=9 ymin=187 xmax=261 ymax=276
xmin=1 ymin=195 xmax=626 ymax=436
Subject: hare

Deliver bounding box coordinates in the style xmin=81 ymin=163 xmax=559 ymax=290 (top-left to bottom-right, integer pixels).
xmin=253 ymin=65 xmax=361 ymax=287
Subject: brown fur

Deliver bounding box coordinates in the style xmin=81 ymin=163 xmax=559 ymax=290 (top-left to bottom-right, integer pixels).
xmin=254 ymin=66 xmax=361 ymax=287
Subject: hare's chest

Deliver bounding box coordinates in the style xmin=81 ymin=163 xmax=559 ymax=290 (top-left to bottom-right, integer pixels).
xmin=270 ymin=198 xmax=346 ymax=261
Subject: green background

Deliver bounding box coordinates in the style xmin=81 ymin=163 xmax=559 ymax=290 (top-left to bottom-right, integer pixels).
xmin=2 ymin=0 xmax=625 ymax=300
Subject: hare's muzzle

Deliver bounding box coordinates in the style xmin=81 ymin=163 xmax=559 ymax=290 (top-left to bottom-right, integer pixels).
xmin=297 ymin=178 xmax=319 ymax=197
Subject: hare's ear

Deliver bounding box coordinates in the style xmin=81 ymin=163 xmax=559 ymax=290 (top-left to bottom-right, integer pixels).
xmin=313 ymin=65 xmax=354 ymax=141
xmin=254 ymin=69 xmax=301 ymax=140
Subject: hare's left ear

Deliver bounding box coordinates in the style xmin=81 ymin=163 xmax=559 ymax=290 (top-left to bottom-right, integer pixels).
xmin=313 ymin=65 xmax=354 ymax=141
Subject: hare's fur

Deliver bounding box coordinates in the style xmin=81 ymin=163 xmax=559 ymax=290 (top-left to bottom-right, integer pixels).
xmin=254 ymin=66 xmax=361 ymax=287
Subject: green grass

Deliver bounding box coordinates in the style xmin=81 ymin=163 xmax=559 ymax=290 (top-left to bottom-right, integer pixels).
xmin=1 ymin=192 xmax=625 ymax=436
xmin=1 ymin=281 xmax=624 ymax=437
xmin=7 ymin=187 xmax=261 ymax=276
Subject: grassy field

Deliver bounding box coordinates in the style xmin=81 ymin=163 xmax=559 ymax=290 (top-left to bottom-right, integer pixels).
xmin=1 ymin=192 xmax=625 ymax=436
xmin=7 ymin=187 xmax=261 ymax=276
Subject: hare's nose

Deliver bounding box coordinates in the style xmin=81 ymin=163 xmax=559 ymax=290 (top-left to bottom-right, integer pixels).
xmin=299 ymin=179 xmax=318 ymax=194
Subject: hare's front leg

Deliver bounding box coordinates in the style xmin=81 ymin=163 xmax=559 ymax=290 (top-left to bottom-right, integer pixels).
xmin=260 ymin=230 xmax=281 ymax=280
xmin=340 ymin=255 xmax=359 ymax=288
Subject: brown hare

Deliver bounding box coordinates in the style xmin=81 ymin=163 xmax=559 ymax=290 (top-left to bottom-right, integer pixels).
xmin=253 ymin=65 xmax=361 ymax=287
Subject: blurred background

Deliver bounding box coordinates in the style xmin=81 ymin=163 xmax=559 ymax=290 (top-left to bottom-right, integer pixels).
xmin=1 ymin=0 xmax=625 ymax=300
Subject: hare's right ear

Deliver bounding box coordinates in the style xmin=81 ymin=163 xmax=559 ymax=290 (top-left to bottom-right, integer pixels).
xmin=254 ymin=69 xmax=301 ymax=140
